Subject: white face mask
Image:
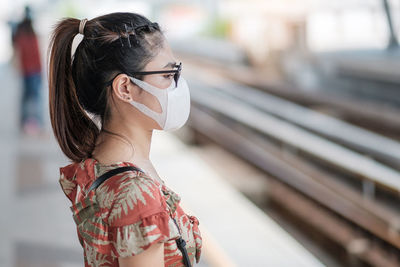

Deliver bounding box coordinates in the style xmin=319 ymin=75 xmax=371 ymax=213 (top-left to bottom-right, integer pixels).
xmin=128 ymin=76 xmax=191 ymax=131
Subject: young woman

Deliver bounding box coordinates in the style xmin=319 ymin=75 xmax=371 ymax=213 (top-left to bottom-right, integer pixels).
xmin=48 ymin=12 xmax=202 ymax=267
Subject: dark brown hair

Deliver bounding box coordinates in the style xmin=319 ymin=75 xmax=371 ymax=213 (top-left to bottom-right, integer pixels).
xmin=47 ymin=12 xmax=164 ymax=162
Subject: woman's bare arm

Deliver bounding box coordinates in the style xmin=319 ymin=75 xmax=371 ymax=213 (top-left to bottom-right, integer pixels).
xmin=118 ymin=242 xmax=164 ymax=267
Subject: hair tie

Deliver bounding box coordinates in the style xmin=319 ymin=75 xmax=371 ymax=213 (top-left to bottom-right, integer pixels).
xmin=79 ymin=18 xmax=88 ymax=35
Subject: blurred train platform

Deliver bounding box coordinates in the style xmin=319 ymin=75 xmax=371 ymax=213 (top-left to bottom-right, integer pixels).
xmin=0 ymin=63 xmax=324 ymax=266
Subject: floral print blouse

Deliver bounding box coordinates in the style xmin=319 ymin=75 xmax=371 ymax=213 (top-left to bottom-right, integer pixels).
xmin=59 ymin=158 xmax=202 ymax=266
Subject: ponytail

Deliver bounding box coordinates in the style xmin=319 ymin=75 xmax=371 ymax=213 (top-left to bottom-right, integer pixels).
xmin=47 ymin=18 xmax=99 ymax=162
xmin=47 ymin=13 xmax=164 ymax=162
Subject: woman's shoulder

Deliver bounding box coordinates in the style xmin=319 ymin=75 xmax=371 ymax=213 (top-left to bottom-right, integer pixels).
xmin=91 ymin=159 xmax=167 ymax=227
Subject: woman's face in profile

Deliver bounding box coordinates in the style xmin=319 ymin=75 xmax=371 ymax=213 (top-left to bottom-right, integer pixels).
xmin=127 ymin=39 xmax=180 ymax=130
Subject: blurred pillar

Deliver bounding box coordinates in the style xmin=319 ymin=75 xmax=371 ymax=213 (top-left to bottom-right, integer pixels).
xmin=291 ymin=20 xmax=308 ymax=53
xmin=382 ymin=0 xmax=398 ymax=49
xmin=206 ymin=0 xmax=218 ymax=22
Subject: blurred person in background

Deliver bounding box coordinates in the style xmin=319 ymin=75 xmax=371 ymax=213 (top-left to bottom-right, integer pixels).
xmin=47 ymin=12 xmax=202 ymax=267
xmin=12 ymin=5 xmax=43 ymax=135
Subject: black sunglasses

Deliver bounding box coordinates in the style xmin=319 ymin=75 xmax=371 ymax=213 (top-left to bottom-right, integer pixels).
xmin=105 ymin=62 xmax=182 ymax=88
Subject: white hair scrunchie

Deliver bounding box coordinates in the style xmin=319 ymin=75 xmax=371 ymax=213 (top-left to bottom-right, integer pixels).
xmin=79 ymin=18 xmax=88 ymax=35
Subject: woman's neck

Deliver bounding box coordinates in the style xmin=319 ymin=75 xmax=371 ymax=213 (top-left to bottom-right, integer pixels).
xmin=92 ymin=119 xmax=153 ymax=165
xmin=91 ymin=119 xmax=166 ymax=185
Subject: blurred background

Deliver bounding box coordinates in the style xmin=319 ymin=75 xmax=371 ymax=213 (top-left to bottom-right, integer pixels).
xmin=1 ymin=0 xmax=400 ymax=266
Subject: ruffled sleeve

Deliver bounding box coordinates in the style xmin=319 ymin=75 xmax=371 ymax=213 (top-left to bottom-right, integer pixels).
xmin=71 ymin=171 xmax=181 ymax=260
xmin=188 ymin=215 xmax=202 ymax=263
xmin=100 ymin=172 xmax=181 ymax=258
xmin=107 ymin=210 xmax=180 ymax=258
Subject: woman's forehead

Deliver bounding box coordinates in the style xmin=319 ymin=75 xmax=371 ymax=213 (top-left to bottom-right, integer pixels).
xmin=145 ymin=45 xmax=176 ymax=70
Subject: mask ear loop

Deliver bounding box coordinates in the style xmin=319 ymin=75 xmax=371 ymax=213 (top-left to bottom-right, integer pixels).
xmin=128 ymin=76 xmax=170 ymax=129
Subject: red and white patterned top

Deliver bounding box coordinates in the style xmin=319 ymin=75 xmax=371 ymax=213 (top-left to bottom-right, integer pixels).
xmin=59 ymin=158 xmax=202 ymax=266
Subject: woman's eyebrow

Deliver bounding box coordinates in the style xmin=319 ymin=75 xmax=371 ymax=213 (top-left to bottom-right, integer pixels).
xmin=162 ymin=61 xmax=177 ymax=69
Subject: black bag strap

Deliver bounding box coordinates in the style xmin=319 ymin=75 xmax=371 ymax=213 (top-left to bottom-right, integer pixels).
xmin=87 ymin=166 xmax=192 ymax=267
xmin=88 ymin=166 xmax=143 ymax=192
xmin=172 ymin=217 xmax=192 ymax=267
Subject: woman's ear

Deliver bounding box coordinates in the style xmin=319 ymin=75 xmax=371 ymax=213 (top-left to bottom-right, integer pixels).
xmin=111 ymin=74 xmax=135 ymax=103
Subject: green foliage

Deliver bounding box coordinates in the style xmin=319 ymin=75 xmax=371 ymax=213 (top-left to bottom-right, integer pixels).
xmin=202 ymin=17 xmax=230 ymax=39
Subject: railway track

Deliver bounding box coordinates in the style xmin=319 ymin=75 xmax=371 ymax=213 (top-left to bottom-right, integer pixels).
xmin=178 ymin=53 xmax=400 ymax=140
xmin=183 ymin=72 xmax=400 ymax=267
